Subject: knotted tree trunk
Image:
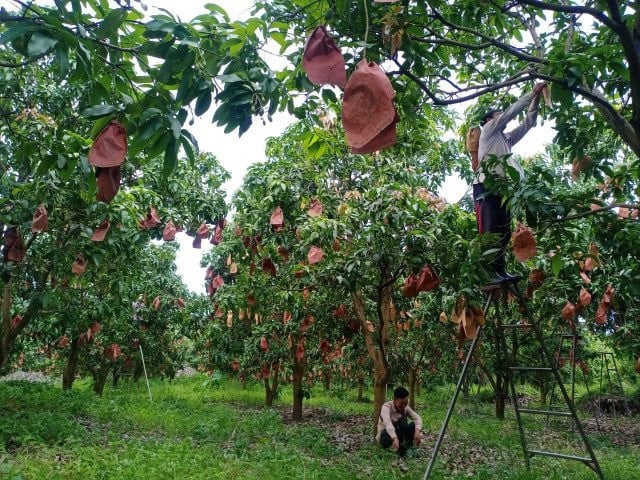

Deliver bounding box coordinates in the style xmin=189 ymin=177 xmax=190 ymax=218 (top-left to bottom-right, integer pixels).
xmin=62 ymin=336 xmax=80 ymax=390
xmin=352 ymin=271 xmax=396 ymax=438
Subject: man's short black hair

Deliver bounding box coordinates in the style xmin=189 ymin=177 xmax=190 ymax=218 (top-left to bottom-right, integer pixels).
xmin=393 ymin=386 xmax=409 ymax=399
xmin=480 ymin=109 xmax=499 ymax=126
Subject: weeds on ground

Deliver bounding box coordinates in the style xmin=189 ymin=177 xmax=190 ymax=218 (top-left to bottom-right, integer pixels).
xmin=0 ymin=377 xmax=638 ymax=479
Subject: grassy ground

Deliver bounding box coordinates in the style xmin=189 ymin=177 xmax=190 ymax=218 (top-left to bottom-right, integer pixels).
xmin=0 ymin=376 xmax=638 ymax=479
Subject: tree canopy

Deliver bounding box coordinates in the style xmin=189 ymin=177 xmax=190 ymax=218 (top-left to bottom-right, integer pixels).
xmin=1 ymin=0 xmax=639 ymax=427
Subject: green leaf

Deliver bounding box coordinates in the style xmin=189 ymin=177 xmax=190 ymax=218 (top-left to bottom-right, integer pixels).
xmin=181 ymin=135 xmax=195 ymax=163
xmin=169 ymin=115 xmax=182 ymax=139
xmin=90 ymin=117 xmax=112 ymax=138
xmin=95 ymin=8 xmax=127 ymax=39
xmin=238 ymin=116 xmax=252 ymax=136
xmin=269 ymin=32 xmax=287 ymax=48
xmin=80 ymin=103 xmax=117 ymax=118
xmin=0 ymin=24 xmax=37 ymax=45
xmin=321 ymin=89 xmax=338 ymax=104
xmin=227 ymin=38 xmax=245 ymax=57
xmin=54 ymin=44 xmax=69 ymax=77
xmin=81 ymin=104 xmax=117 ymax=119
xmin=140 ymin=39 xmax=174 ymax=58
xmin=204 ymin=3 xmax=230 ymax=19
xmin=145 ymin=19 xmax=176 ymax=36
xmin=176 ymin=68 xmax=194 ymax=102
xmin=139 ymin=117 xmax=162 ymax=140
xmin=180 ymin=129 xmax=199 ymax=155
xmin=551 ymin=253 xmax=562 ymax=276
xmin=139 ymin=107 xmax=162 ymax=124
xmin=35 ymin=155 xmax=57 ymax=177
xmin=163 ymin=137 xmax=179 ymax=177
xmin=512 ymin=28 xmax=523 ymax=43
xmin=195 ymin=89 xmax=212 ymax=116
xmin=217 ymin=73 xmax=247 ymax=83
xmin=148 ymin=132 xmax=171 ymax=158
xmin=27 ymin=31 xmax=59 ymax=57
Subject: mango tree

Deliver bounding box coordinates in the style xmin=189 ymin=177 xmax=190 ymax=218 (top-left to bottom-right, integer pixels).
xmin=206 ymin=105 xmax=487 ymax=431
xmin=205 ymin=151 xmax=351 ymax=419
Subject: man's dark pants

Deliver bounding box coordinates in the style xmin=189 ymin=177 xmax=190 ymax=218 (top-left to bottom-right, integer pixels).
xmin=379 ymin=417 xmax=416 ymax=457
xmin=473 ymin=183 xmax=511 ymax=276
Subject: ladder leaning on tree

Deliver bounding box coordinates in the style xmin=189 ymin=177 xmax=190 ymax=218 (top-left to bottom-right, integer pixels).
xmin=423 ymin=280 xmax=605 ymax=480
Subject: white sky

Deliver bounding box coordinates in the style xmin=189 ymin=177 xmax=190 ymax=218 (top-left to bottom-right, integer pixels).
xmin=144 ymin=0 xmax=293 ymax=293
xmin=1 ymin=0 xmax=554 ymax=293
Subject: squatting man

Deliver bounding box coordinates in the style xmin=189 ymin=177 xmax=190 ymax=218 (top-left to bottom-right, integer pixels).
xmin=377 ymin=386 xmax=423 ymax=457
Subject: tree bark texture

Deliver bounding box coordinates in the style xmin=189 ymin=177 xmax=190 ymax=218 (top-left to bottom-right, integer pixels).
xmin=264 ymin=361 xmax=280 ymax=408
xmin=93 ymin=362 xmax=111 ymax=396
xmin=291 ymin=355 xmax=304 ymax=421
xmin=62 ymin=336 xmax=80 ymax=390
xmin=352 ymin=284 xmax=394 ymax=438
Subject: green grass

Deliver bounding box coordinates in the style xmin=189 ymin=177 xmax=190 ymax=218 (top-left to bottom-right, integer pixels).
xmin=0 ymin=377 xmax=638 ymax=479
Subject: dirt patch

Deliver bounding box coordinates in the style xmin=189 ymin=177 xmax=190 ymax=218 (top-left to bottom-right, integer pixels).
xmin=278 ymin=403 xmax=639 ymax=476
xmin=581 ymin=395 xmax=639 ymax=416
xmin=0 ymin=371 xmax=53 ymax=383
xmin=281 ymin=406 xmax=371 ymax=453
xmin=583 ymin=415 xmax=640 ymax=447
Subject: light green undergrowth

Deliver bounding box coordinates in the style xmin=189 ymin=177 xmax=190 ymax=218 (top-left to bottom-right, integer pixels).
xmin=0 ymin=376 xmax=637 ymax=479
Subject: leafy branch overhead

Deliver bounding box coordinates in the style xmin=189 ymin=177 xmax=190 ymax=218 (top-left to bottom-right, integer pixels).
xmin=0 ymin=0 xmax=282 ymax=173
xmin=4 ymin=1 xmax=640 ymax=167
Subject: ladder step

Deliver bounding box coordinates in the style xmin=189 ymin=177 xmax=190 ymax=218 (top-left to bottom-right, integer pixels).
xmin=518 ymin=408 xmax=572 ymax=417
xmin=527 ymin=449 xmax=594 ymax=464
xmin=510 ymin=367 xmax=553 ymax=372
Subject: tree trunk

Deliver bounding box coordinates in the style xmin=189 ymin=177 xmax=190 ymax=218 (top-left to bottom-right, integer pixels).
xmin=93 ymin=362 xmax=110 ymax=396
xmin=133 ymin=360 xmax=144 ymax=382
xmin=0 ymin=281 xmax=43 ymax=371
xmin=372 ymin=363 xmax=389 ymax=437
xmin=408 ymin=366 xmax=418 ymax=410
xmin=495 ymin=372 xmax=507 ymax=420
xmin=62 ymin=336 xmax=80 ymax=390
xmin=322 ymin=368 xmax=331 ymax=391
xmin=264 ymin=377 xmax=274 ymax=406
xmin=462 ymin=372 xmax=471 ymax=399
xmin=291 ymin=356 xmax=304 ymax=421
xmin=357 ymin=371 xmax=365 ymax=402
xmin=352 ymin=286 xmax=393 ymax=438
xmin=539 ymin=370 xmax=549 ymax=405
xmin=0 ymin=280 xmax=13 ymax=372
xmin=112 ymin=365 xmax=121 ymax=387
xmin=264 ymin=361 xmax=280 ymax=407
xmin=475 ymin=353 xmax=497 ymax=392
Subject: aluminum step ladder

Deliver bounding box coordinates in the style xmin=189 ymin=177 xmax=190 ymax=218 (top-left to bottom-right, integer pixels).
xmin=596 ymin=351 xmax=631 ymax=416
xmin=423 ymin=281 xmax=604 ymax=480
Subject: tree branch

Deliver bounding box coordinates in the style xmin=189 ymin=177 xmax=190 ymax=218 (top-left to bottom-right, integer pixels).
xmin=94 ymin=38 xmax=139 ymax=54
xmin=428 ymin=9 xmax=545 ymax=65
xmin=515 ymin=0 xmax=618 ymax=31
xmin=0 ymin=52 xmax=49 ymax=68
xmin=392 ymin=59 xmax=537 ymax=105
xmin=534 ymin=72 xmax=640 ymax=157
xmin=550 ymin=202 xmax=640 ymax=224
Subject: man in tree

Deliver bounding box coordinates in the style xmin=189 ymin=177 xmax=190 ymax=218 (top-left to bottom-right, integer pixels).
xmin=473 ymin=82 xmax=548 ymax=284
xmin=376 ymin=386 xmax=422 ymax=458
